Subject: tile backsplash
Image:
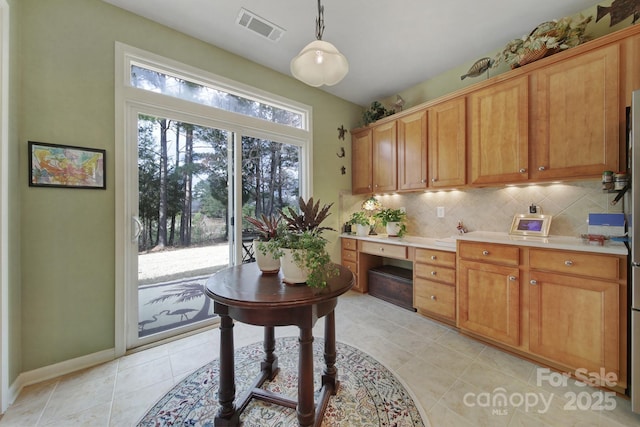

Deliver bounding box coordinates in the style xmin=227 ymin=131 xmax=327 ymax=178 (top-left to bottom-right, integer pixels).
xmin=340 ymin=180 xmax=624 ymax=238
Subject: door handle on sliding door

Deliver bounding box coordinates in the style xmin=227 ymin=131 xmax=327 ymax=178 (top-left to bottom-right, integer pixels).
xmin=132 ymin=216 xmax=143 ymax=242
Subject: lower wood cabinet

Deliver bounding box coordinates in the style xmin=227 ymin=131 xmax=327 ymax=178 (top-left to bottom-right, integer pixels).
xmin=457 ymin=241 xmax=627 ymax=392
xmin=458 ymin=259 xmax=520 ymax=346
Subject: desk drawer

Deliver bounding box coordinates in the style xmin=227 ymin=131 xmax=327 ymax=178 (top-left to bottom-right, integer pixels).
xmin=415 ymin=248 xmax=455 ymax=268
xmin=414 ymin=278 xmax=455 ymax=319
xmin=458 ymin=241 xmax=519 ymax=266
xmin=360 ymin=241 xmax=408 ymax=259
xmin=342 ymin=238 xmax=357 ymax=251
xmin=415 ymin=263 xmax=455 ymax=284
xmin=529 ymin=249 xmax=621 ymax=280
xmin=342 ymin=260 xmax=357 ymax=276
xmin=342 ymin=248 xmax=357 ymax=262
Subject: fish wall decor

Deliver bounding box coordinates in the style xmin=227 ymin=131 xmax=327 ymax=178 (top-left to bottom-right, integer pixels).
xmin=596 ymin=0 xmax=640 ymax=26
xmin=460 ymin=57 xmax=494 ymax=80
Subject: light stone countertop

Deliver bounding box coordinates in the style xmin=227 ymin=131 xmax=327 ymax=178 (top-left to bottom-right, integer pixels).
xmin=341 ymin=231 xmax=628 ymax=256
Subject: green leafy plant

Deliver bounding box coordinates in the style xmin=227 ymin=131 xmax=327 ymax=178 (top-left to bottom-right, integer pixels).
xmin=268 ymin=197 xmax=338 ymax=288
xmin=362 ymin=101 xmax=395 ymax=126
xmin=348 ymin=211 xmax=372 ymax=227
xmin=375 ymin=208 xmax=407 ymax=237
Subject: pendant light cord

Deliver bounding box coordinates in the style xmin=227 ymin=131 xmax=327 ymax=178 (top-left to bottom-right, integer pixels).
xmin=315 ymin=0 xmax=325 ymax=40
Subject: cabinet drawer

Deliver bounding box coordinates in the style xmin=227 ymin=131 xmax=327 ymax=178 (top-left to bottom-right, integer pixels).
xmin=414 ymin=248 xmax=455 ymax=268
xmin=359 ymin=241 xmax=408 ymax=259
xmin=529 ymin=249 xmax=621 ymax=280
xmin=342 ymin=260 xmax=357 ymax=276
xmin=414 ymin=278 xmax=455 ymax=319
xmin=458 ymin=241 xmax=519 ymax=266
xmin=342 ymin=248 xmax=357 ymax=262
xmin=342 ymin=238 xmax=357 ymax=251
xmin=415 ymin=263 xmax=455 ymax=284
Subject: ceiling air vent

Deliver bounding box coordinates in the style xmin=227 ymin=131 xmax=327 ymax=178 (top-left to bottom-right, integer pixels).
xmin=236 ymin=8 xmax=285 ymax=42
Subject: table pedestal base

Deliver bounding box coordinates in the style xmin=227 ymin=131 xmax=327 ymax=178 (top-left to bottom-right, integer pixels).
xmin=214 ymin=312 xmax=339 ymax=427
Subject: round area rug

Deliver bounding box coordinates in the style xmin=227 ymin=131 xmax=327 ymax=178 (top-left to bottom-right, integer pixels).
xmin=137 ymin=336 xmax=426 ymax=426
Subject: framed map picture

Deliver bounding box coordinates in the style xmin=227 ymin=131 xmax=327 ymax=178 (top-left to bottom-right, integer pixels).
xmin=29 ymin=141 xmax=106 ymax=189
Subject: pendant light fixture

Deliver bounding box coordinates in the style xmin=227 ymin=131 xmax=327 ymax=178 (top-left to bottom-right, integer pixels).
xmin=290 ymin=0 xmax=349 ymax=87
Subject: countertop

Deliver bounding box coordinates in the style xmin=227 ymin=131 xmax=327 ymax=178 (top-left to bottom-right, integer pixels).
xmin=341 ymin=231 xmax=628 ymax=256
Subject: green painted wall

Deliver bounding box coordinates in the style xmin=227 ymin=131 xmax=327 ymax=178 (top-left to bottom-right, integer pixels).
xmin=17 ymin=0 xmax=361 ymax=372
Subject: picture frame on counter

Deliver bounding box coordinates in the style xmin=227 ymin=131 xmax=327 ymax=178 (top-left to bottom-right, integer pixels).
xmin=509 ymin=214 xmax=552 ymax=237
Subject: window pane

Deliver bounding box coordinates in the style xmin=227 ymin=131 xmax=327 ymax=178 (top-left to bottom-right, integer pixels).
xmin=241 ymin=136 xmax=301 ymax=225
xmin=131 ymin=65 xmax=304 ymax=129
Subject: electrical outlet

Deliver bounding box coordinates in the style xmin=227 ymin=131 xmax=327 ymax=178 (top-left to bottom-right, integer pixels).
xmin=437 ymin=207 xmax=445 ymax=218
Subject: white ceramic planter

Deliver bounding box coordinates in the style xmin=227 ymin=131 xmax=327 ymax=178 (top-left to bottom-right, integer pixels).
xmin=355 ymin=224 xmax=369 ymax=236
xmin=386 ymin=222 xmax=401 ymax=237
xmin=253 ymin=240 xmax=280 ymax=274
xmin=280 ymin=248 xmax=309 ymax=284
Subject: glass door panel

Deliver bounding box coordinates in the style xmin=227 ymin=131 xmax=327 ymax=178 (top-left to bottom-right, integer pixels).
xmin=135 ymin=114 xmax=230 ymax=341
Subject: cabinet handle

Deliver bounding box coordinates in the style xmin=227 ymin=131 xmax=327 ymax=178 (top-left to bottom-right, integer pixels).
xmin=519 ymin=168 xmax=527 ymax=173
xmin=430 ymin=295 xmax=437 ymax=300
xmin=482 ymin=250 xmax=489 ymax=256
xmin=379 ymin=247 xmax=384 ymax=252
xmin=421 ymin=178 xmax=426 ymax=183
xmin=564 ymin=260 xmax=573 ymax=266
xmin=431 ymin=178 xmax=437 ymax=182
xmin=530 ymin=279 xmax=538 ymax=285
xmin=538 ymin=166 xmax=546 ymax=171
xmin=431 ymin=271 xmax=437 ymax=276
xmin=430 ymin=255 xmax=437 ymax=260
xmin=508 ymin=275 xmax=517 ymax=281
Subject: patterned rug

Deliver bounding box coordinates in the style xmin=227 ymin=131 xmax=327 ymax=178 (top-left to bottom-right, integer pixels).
xmin=138 ymin=336 xmax=426 ymax=426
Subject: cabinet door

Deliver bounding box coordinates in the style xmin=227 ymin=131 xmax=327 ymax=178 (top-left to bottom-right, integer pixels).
xmin=458 ymin=260 xmax=520 ymax=346
xmin=531 ymin=44 xmax=619 ymax=179
xmin=372 ymin=121 xmax=398 ymax=192
xmin=529 ymin=271 xmax=620 ymax=380
xmin=470 ymin=76 xmax=529 ymax=185
xmin=429 ymin=97 xmax=466 ymax=188
xmin=397 ymin=110 xmax=428 ymax=191
xmin=351 ymin=128 xmax=373 ymax=194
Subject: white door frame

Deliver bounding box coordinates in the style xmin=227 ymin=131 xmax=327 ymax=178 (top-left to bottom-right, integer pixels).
xmin=0 ymin=0 xmax=10 ymax=412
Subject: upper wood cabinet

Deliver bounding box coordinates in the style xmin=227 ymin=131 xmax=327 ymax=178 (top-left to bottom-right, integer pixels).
xmin=429 ymin=97 xmax=466 ymax=188
xmin=397 ymin=110 xmax=428 ymax=191
xmin=530 ymin=44 xmax=620 ymax=180
xmin=351 ymin=128 xmax=373 ymax=194
xmin=470 ymin=75 xmax=529 ymax=185
xmin=372 ymin=121 xmax=398 ymax=193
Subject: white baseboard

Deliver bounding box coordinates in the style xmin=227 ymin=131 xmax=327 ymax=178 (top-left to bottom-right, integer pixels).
xmin=6 ymin=348 xmax=116 ymax=407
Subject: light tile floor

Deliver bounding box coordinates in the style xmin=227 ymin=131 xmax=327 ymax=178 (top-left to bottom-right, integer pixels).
xmin=1 ymin=291 xmax=640 ymax=426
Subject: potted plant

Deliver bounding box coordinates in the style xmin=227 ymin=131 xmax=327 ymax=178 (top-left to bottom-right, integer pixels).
xmin=348 ymin=211 xmax=373 ymax=236
xmin=245 ymin=213 xmax=282 ymax=274
xmin=375 ymin=208 xmax=407 ymax=237
xmin=271 ymin=197 xmax=338 ymax=288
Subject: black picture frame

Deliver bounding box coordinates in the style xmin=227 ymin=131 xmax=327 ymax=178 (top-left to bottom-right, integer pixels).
xmin=28 ymin=141 xmax=106 ymax=189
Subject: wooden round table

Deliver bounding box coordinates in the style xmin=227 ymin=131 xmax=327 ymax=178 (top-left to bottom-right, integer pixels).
xmin=205 ymin=262 xmax=354 ymax=427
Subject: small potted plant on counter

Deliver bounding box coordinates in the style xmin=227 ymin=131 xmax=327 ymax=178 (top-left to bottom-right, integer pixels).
xmin=272 ymin=197 xmax=338 ymax=288
xmin=245 ymin=213 xmax=282 ymax=274
xmin=375 ymin=208 xmax=407 ymax=237
xmin=348 ymin=211 xmax=373 ymax=236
